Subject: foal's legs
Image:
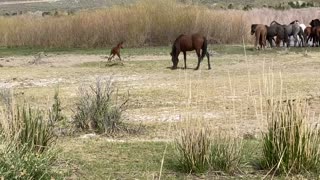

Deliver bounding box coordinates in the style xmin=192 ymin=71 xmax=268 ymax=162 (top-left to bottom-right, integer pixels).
xmin=195 ymin=49 xmax=201 ymax=70
xmin=116 ymin=52 xmax=122 ymax=61
xmin=108 ymin=53 xmax=115 ymax=61
xmin=183 ymin=51 xmax=187 ymax=69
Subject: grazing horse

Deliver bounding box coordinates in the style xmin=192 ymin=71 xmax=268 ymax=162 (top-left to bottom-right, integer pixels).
xmin=251 ymin=24 xmax=267 ymax=49
xmin=170 ymin=33 xmax=211 ymax=70
xmin=267 ymin=22 xmax=288 ymax=47
xmin=108 ymin=41 xmax=124 ymax=61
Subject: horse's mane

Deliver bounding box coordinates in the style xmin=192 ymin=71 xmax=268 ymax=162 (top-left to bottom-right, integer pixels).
xmin=174 ymin=34 xmax=185 ymax=43
xmin=289 ymin=20 xmax=299 ymax=25
xmin=171 ymin=34 xmax=185 ymax=56
xmin=270 ymin=21 xmax=282 ymax=26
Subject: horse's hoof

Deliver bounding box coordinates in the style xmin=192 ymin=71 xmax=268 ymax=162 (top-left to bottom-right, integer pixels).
xmin=194 ymin=68 xmax=199 ymax=70
xmin=208 ymin=68 xmax=212 ymax=70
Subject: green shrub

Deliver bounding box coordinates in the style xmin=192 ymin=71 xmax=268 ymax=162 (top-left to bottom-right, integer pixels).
xmin=0 ymin=143 xmax=60 ymax=179
xmin=0 ymin=89 xmax=64 ymax=179
xmin=0 ymin=90 xmax=57 ymax=153
xmin=73 ymin=78 xmax=129 ymax=134
xmin=261 ymin=98 xmax=320 ymax=174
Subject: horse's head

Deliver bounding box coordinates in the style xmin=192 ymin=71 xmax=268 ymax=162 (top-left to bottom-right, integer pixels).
xmin=251 ymin=24 xmax=258 ymax=35
xmin=170 ymin=51 xmax=178 ymax=69
xmin=310 ymin=19 xmax=320 ymax=27
xmin=118 ymin=41 xmax=124 ymax=49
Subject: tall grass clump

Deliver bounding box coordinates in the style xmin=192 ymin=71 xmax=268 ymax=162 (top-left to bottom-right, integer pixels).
xmin=210 ymin=133 xmax=242 ymax=174
xmin=0 ymin=89 xmax=64 ymax=179
xmin=73 ymin=78 xmax=129 ymax=134
xmin=0 ymin=143 xmax=59 ymax=179
xmin=174 ymin=118 xmax=242 ymax=174
xmin=261 ymin=97 xmax=320 ymax=174
xmin=175 ymin=119 xmax=212 ymax=173
xmin=0 ymin=89 xmax=59 ymax=153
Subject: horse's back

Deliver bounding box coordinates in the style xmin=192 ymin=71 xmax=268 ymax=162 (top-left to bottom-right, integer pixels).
xmin=173 ymin=33 xmax=206 ymax=51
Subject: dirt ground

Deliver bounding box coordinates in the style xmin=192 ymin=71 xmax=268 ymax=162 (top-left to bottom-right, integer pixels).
xmin=0 ymin=48 xmax=320 ymax=140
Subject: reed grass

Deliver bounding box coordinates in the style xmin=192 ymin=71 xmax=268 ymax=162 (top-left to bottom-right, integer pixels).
xmin=0 ymin=1 xmax=318 ymax=48
xmin=261 ymin=97 xmax=320 ymax=174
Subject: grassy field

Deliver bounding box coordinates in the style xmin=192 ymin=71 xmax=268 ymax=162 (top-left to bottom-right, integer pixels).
xmin=0 ymin=44 xmax=320 ymax=178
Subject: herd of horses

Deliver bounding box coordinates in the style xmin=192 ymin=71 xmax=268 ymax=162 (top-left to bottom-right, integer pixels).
xmin=109 ymin=19 xmax=320 ymax=70
xmin=251 ymin=19 xmax=320 ymax=49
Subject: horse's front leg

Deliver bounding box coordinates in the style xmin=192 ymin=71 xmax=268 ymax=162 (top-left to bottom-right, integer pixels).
xmin=183 ymin=51 xmax=187 ymax=69
xmin=195 ymin=49 xmax=201 ymax=70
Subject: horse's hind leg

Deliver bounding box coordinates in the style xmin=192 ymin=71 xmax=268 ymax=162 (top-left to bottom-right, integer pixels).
xmin=206 ymin=52 xmax=211 ymax=70
xmin=183 ymin=51 xmax=187 ymax=69
xmin=293 ymin=34 xmax=298 ymax=47
xmin=116 ymin=53 xmax=122 ymax=61
xmin=195 ymin=49 xmax=201 ymax=70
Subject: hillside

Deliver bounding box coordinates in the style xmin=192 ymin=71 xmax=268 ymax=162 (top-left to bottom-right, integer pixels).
xmin=0 ymin=0 xmax=318 ymax=14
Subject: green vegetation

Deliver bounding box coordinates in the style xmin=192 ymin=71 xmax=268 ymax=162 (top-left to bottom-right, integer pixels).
xmin=174 ymin=119 xmax=242 ymax=174
xmin=0 ymin=90 xmax=65 ymax=179
xmin=1 ymin=45 xmax=320 ymax=179
xmin=73 ymin=78 xmax=129 ymax=134
xmin=261 ymin=98 xmax=320 ymax=174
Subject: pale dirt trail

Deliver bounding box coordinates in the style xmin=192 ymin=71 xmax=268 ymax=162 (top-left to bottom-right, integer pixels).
xmin=0 ymin=0 xmax=59 ymax=5
xmin=0 ymin=54 xmax=169 ymax=67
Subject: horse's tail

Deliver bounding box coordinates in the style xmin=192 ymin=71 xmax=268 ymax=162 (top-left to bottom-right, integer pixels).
xmin=201 ymin=37 xmax=208 ymax=60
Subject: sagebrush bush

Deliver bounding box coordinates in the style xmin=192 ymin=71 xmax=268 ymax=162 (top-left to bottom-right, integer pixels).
xmin=261 ymin=98 xmax=320 ymax=174
xmin=73 ymin=78 xmax=129 ymax=134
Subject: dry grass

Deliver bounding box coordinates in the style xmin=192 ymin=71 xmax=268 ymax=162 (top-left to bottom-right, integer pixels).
xmin=0 ymin=1 xmax=319 ymax=48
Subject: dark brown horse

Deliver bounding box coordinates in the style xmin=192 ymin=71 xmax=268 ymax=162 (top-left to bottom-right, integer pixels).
xmin=108 ymin=41 xmax=124 ymax=61
xmin=170 ymin=33 xmax=211 ymax=70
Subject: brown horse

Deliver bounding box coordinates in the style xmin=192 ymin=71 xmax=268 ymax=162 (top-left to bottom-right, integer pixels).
xmin=304 ymin=27 xmax=313 ymax=46
xmin=108 ymin=41 xmax=124 ymax=61
xmin=251 ymin=24 xmax=267 ymax=49
xmin=170 ymin=33 xmax=210 ymax=70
